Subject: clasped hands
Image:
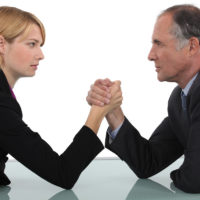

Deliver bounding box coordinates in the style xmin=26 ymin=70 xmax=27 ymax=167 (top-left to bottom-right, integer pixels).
xmin=87 ymin=78 xmax=122 ymax=114
xmin=85 ymin=78 xmax=124 ymax=133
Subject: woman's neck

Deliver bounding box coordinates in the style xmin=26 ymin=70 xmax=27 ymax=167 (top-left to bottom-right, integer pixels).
xmin=1 ymin=68 xmax=18 ymax=89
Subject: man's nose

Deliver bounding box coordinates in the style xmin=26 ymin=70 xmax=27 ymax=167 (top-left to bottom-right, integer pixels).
xmin=148 ymin=47 xmax=156 ymax=61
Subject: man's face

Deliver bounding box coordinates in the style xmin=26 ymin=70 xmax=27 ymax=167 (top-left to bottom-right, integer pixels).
xmin=148 ymin=14 xmax=189 ymax=84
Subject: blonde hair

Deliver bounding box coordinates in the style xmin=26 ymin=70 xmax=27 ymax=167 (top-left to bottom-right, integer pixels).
xmin=0 ymin=6 xmax=45 ymax=67
xmin=0 ymin=6 xmax=45 ymax=44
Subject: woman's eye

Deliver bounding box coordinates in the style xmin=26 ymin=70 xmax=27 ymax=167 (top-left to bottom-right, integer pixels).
xmin=29 ymin=42 xmax=35 ymax=47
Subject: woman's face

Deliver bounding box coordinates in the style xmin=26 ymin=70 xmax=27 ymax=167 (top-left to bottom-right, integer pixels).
xmin=2 ymin=24 xmax=44 ymax=81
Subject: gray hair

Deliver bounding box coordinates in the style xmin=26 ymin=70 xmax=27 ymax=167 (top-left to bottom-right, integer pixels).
xmin=160 ymin=4 xmax=200 ymax=50
xmin=169 ymin=23 xmax=189 ymax=50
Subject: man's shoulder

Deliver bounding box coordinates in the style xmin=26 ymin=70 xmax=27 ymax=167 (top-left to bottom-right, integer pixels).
xmin=169 ymin=86 xmax=181 ymax=101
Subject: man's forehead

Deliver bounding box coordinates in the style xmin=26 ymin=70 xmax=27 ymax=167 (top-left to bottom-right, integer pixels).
xmin=152 ymin=14 xmax=174 ymax=38
xmin=155 ymin=14 xmax=173 ymax=30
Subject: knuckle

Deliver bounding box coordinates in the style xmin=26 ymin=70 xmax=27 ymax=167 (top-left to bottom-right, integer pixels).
xmin=90 ymin=84 xmax=94 ymax=89
xmin=90 ymin=92 xmax=95 ymax=98
xmin=88 ymin=90 xmax=92 ymax=97
xmin=96 ymin=100 xmax=102 ymax=106
xmin=91 ymin=85 xmax=98 ymax=92
xmin=95 ymin=79 xmax=102 ymax=85
xmin=86 ymin=96 xmax=91 ymax=105
xmin=103 ymin=91 xmax=107 ymax=97
xmin=94 ymin=79 xmax=99 ymax=84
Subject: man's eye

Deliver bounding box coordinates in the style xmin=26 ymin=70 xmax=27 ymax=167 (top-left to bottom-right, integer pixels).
xmin=153 ymin=40 xmax=162 ymax=46
xmin=156 ymin=41 xmax=161 ymax=46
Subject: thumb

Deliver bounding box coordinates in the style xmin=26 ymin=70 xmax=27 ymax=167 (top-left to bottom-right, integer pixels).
xmin=113 ymin=80 xmax=121 ymax=86
xmin=101 ymin=78 xmax=113 ymax=87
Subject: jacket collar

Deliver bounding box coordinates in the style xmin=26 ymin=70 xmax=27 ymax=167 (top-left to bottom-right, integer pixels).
xmin=188 ymin=72 xmax=200 ymax=97
xmin=0 ymin=70 xmax=13 ymax=97
xmin=0 ymin=70 xmax=22 ymax=117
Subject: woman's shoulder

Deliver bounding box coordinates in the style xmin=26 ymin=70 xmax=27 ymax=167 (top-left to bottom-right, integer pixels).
xmin=0 ymin=92 xmax=22 ymax=118
xmin=0 ymin=93 xmax=24 ymax=131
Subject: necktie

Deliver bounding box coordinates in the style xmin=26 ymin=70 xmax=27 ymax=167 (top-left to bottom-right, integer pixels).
xmin=181 ymin=91 xmax=187 ymax=111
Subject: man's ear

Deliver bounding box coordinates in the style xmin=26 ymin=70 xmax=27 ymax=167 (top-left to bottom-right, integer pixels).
xmin=0 ymin=35 xmax=6 ymax=54
xmin=188 ymin=37 xmax=200 ymax=56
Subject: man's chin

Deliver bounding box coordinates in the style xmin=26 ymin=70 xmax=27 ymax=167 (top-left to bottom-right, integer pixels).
xmin=157 ymin=74 xmax=165 ymax=82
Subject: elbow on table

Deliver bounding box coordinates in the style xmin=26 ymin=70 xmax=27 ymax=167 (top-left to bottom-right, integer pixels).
xmin=61 ymin=180 xmax=76 ymax=190
xmin=175 ymin=179 xmax=200 ymax=194
xmin=134 ymin=170 xmax=153 ymax=179
xmin=171 ymin=171 xmax=200 ymax=193
xmin=58 ymin=175 xmax=78 ymax=190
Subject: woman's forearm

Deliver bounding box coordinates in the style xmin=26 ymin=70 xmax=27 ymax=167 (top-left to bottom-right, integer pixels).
xmin=85 ymin=81 xmax=122 ymax=134
xmin=85 ymin=105 xmax=106 ymax=134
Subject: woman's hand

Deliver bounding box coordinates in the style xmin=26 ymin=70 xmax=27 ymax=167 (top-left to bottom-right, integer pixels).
xmin=85 ymin=80 xmax=123 ymax=134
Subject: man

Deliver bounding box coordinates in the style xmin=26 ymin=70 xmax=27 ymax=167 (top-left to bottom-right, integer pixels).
xmin=87 ymin=5 xmax=200 ymax=193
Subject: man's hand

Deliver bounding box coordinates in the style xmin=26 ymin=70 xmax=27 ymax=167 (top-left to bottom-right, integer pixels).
xmin=103 ymin=80 xmax=123 ymax=114
xmin=86 ymin=78 xmax=113 ymax=106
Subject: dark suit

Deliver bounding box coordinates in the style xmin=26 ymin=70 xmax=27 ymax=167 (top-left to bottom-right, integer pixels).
xmin=106 ymin=74 xmax=200 ymax=193
xmin=0 ymin=70 xmax=104 ymax=189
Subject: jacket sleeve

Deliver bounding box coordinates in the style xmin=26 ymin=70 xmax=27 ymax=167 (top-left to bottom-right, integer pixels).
xmin=0 ymin=106 xmax=104 ymax=189
xmin=105 ymin=116 xmax=183 ymax=179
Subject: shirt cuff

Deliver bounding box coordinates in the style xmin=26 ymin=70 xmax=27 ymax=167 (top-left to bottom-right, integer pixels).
xmin=107 ymin=121 xmax=124 ymax=143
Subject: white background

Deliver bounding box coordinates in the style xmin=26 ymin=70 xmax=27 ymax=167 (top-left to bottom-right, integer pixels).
xmin=1 ymin=0 xmax=200 ymax=158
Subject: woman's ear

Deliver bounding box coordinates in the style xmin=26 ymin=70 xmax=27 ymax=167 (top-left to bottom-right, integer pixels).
xmin=0 ymin=35 xmax=6 ymax=54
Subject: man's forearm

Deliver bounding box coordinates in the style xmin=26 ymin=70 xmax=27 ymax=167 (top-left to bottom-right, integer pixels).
xmin=106 ymin=107 xmax=125 ymax=130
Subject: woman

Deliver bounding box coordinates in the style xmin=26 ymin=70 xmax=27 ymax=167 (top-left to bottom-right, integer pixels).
xmin=0 ymin=6 xmax=122 ymax=189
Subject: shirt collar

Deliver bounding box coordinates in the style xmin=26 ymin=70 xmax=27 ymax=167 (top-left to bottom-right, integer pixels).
xmin=182 ymin=73 xmax=198 ymax=96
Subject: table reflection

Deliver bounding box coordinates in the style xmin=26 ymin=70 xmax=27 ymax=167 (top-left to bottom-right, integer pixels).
xmin=126 ymin=179 xmax=200 ymax=200
xmin=0 ymin=186 xmax=11 ymax=200
xmin=49 ymin=189 xmax=78 ymax=200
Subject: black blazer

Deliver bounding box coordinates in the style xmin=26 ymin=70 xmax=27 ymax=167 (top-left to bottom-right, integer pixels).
xmin=106 ymin=73 xmax=200 ymax=193
xmin=0 ymin=70 xmax=104 ymax=189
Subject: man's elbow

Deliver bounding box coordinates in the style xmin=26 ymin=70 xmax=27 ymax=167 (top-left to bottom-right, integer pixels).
xmin=173 ymin=178 xmax=200 ymax=193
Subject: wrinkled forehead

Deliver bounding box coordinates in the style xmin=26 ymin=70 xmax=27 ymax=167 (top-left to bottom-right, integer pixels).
xmin=152 ymin=14 xmax=175 ymax=39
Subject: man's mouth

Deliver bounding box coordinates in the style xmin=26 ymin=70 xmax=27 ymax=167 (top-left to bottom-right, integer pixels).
xmin=155 ymin=66 xmax=161 ymax=72
xmin=31 ymin=64 xmax=38 ymax=70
